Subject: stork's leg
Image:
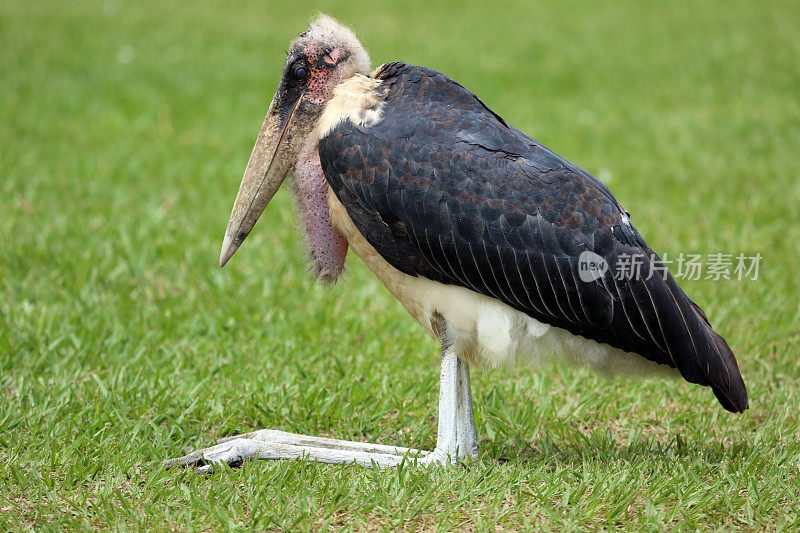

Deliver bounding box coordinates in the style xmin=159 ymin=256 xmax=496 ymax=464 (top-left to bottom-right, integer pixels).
xmin=420 ymin=345 xmax=478 ymax=465
xmin=163 ymin=342 xmax=478 ymax=472
xmin=456 ymin=355 xmax=479 ymax=459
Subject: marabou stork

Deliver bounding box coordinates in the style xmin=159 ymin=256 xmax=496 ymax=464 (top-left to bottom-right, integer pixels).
xmin=166 ymin=16 xmax=748 ymax=471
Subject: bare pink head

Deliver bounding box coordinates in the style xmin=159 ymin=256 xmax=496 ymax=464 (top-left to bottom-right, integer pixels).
xmin=218 ymin=16 xmax=371 ymax=283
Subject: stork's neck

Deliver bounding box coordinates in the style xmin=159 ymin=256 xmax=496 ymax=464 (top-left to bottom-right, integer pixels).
xmin=293 ymin=136 xmax=349 ymax=284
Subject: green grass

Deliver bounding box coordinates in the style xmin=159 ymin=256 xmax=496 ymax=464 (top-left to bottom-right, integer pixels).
xmin=2 ymin=0 xmax=799 ymax=529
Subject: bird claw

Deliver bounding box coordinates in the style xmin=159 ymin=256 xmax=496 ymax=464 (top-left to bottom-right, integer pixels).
xmin=163 ymin=434 xmax=417 ymax=471
xmin=163 ymin=438 xmax=260 ymax=472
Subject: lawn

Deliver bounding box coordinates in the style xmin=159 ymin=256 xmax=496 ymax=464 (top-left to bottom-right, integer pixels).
xmin=2 ymin=0 xmax=799 ymax=529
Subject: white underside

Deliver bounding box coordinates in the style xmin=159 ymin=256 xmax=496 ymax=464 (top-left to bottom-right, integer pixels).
xmin=413 ymin=275 xmax=677 ymax=378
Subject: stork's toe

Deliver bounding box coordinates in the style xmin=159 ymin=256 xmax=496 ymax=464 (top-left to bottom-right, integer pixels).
xmin=163 ymin=438 xmax=261 ymax=472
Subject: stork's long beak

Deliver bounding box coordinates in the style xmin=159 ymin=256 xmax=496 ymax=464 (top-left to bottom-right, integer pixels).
xmin=219 ymin=89 xmax=315 ymax=267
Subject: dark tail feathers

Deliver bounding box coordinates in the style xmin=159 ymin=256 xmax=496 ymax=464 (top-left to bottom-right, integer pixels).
xmin=687 ymin=299 xmax=749 ymax=413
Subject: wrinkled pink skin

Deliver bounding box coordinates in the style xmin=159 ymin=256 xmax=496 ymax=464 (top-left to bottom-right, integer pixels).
xmin=293 ymin=137 xmax=349 ymax=284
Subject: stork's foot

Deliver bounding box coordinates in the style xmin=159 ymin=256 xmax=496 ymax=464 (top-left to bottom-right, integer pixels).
xmin=162 ymin=427 xmax=481 ymax=472
xmin=164 ymin=342 xmax=479 ymax=472
xmin=163 ymin=429 xmax=430 ymax=472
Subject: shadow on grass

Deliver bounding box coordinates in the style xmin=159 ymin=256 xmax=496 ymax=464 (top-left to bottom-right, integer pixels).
xmin=484 ymin=432 xmax=756 ymax=468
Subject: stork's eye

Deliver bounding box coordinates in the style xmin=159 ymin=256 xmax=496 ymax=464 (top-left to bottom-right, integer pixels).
xmin=293 ymin=64 xmax=308 ymax=81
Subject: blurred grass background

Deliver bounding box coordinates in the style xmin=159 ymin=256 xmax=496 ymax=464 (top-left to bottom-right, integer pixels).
xmin=1 ymin=0 xmax=799 ymax=529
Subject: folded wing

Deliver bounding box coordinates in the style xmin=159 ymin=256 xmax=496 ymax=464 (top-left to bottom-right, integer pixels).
xmin=319 ymin=63 xmax=748 ymax=412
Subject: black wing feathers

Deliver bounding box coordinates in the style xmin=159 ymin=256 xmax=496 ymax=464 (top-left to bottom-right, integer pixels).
xmin=319 ymin=63 xmax=747 ymax=412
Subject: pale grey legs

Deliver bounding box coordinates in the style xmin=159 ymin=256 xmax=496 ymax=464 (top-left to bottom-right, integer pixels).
xmin=164 ymin=346 xmax=478 ymax=472
xmin=421 ymin=348 xmax=478 ymax=464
